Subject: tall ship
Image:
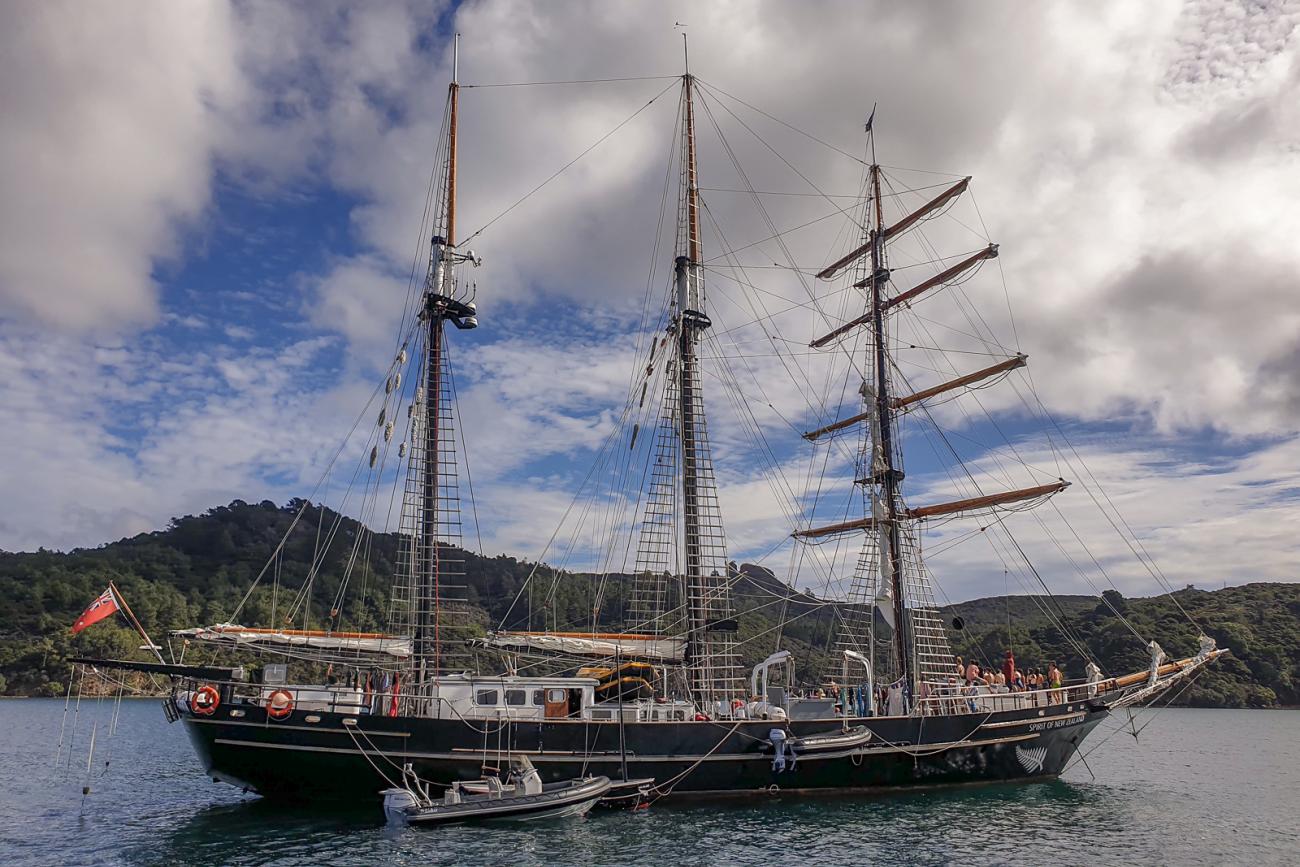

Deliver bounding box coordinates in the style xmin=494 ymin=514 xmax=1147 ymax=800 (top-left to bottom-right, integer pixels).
xmin=79 ymin=44 xmax=1225 ymax=803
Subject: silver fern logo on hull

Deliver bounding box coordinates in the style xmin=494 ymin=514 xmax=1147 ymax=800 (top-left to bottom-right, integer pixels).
xmin=1016 ymin=744 xmax=1048 ymax=774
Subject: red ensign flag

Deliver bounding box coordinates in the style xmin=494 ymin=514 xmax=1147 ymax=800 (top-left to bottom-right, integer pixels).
xmin=71 ymin=587 xmax=120 ymax=634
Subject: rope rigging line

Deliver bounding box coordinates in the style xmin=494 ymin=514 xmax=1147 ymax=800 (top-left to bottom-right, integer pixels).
xmin=653 ymin=89 xmax=872 ymax=625
xmin=693 ymin=78 xmax=868 ymax=167
xmin=461 ymin=75 xmax=680 ymax=88
xmin=688 ymin=98 xmax=882 ymax=506
xmin=444 ymin=340 xmax=486 ymax=561
xmin=223 ymin=317 xmax=422 ymax=626
xmin=883 ymin=238 xmax=1115 ymax=604
xmin=691 ymin=91 xmax=857 ymax=428
xmin=896 ymin=227 xmax=1200 ymax=636
xmin=698 ymin=207 xmax=857 ymax=266
xmin=889 ymin=360 xmax=1095 ymax=662
xmin=459 ymin=79 xmax=679 ymax=247
xmin=701 ymin=181 xmax=955 ymax=200
xmin=695 ymin=79 xmax=867 ymax=235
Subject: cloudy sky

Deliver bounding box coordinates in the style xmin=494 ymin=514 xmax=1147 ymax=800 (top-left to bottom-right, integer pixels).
xmin=2 ymin=0 xmax=1298 ymax=604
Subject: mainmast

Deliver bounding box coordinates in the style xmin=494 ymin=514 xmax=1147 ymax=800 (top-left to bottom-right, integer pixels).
xmin=672 ymin=43 xmax=740 ymax=708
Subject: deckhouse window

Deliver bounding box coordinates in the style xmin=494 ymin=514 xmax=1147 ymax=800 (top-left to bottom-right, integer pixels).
xmin=475 ymin=689 xmax=498 ymax=706
xmin=505 ymin=689 xmax=526 ymax=706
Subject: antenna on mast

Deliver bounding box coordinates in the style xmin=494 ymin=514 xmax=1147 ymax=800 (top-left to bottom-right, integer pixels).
xmin=453 ymin=32 xmax=460 ymax=83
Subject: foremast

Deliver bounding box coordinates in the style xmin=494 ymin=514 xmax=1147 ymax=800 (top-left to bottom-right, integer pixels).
xmin=864 ymin=156 xmax=912 ymax=689
xmin=798 ymin=118 xmax=1069 ymax=704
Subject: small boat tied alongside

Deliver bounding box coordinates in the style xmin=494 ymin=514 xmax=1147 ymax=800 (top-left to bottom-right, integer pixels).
xmin=382 ymin=757 xmax=611 ymax=825
xmin=61 ymin=35 xmax=1232 ymax=813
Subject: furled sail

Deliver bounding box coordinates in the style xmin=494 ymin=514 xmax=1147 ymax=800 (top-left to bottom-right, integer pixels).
xmin=872 ymin=495 xmax=896 ymax=629
xmin=892 ymin=354 xmax=1026 ymax=409
xmin=813 ymin=177 xmax=971 ymax=280
xmin=803 ymin=408 xmax=870 ymax=441
xmin=172 ymin=624 xmax=412 ymax=658
xmin=881 ymin=176 xmax=971 ymax=241
xmin=809 ymin=309 xmax=873 ymax=349
xmin=907 ymin=481 xmax=1070 ymax=519
xmin=792 ymin=515 xmax=878 ymax=539
xmin=806 ymin=355 xmax=1025 ymax=440
xmin=794 ymin=481 xmax=1069 ymax=538
xmin=882 ymin=243 xmax=998 ymax=311
xmin=480 ymin=630 xmax=686 ymax=663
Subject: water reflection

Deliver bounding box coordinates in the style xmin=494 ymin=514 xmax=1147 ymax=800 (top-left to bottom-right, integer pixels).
xmin=1 ymin=703 xmax=1295 ymax=867
xmin=130 ymin=777 xmax=1130 ymax=867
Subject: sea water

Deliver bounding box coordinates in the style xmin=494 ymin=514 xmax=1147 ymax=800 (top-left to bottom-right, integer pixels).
xmin=0 ymin=699 xmax=1295 ymax=866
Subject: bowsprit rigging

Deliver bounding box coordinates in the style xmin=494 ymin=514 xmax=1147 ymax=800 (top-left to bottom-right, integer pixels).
xmin=69 ymin=36 xmax=1226 ymax=810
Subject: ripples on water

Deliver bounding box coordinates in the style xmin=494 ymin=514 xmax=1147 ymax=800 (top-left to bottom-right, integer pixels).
xmin=0 ymin=700 xmax=1295 ymax=866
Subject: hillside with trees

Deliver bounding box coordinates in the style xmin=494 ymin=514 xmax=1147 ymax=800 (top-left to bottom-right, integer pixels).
xmin=1 ymin=499 xmax=1295 ymax=708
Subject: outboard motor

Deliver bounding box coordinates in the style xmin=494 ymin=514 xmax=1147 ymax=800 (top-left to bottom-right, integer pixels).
xmin=381 ymin=787 xmax=418 ymax=823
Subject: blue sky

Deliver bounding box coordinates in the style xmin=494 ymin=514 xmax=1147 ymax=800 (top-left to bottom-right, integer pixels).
xmin=2 ymin=1 xmax=1299 ymax=605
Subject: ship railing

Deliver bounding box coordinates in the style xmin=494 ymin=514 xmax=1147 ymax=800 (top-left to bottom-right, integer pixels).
xmin=174 ymin=675 xmax=404 ymax=717
xmin=915 ymin=681 xmax=1101 ymax=716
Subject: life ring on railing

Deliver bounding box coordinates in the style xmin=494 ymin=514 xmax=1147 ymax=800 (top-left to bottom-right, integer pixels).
xmin=266 ymin=689 xmax=295 ymax=720
xmin=190 ymin=684 xmax=220 ymax=716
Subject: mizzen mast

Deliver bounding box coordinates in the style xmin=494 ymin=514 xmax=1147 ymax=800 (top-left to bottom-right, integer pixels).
xmin=402 ymin=33 xmax=480 ymax=702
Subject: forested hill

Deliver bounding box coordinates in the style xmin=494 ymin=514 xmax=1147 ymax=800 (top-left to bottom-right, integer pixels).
xmin=1 ymin=499 xmax=1296 ymax=707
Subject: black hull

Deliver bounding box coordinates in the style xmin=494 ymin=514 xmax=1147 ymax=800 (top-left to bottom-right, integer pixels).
xmin=177 ymin=698 xmax=1107 ymax=803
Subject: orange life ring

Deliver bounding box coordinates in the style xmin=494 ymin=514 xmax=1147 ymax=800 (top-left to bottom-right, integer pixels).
xmin=266 ymin=688 xmax=295 ymax=720
xmin=190 ymin=684 xmax=220 ymax=716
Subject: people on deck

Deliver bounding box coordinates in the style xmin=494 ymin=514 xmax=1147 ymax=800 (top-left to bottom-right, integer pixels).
xmin=1048 ymin=663 xmax=1063 ymax=702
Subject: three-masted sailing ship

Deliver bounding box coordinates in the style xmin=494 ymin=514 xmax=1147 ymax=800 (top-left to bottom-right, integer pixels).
xmin=79 ymin=43 xmax=1226 ymax=803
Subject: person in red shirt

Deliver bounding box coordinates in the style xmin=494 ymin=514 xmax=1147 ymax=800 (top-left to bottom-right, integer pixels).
xmin=1002 ymin=649 xmax=1016 ymax=688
